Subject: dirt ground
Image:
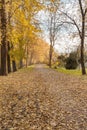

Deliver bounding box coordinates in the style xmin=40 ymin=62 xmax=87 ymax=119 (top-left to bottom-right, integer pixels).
xmin=0 ymin=64 xmax=87 ymax=130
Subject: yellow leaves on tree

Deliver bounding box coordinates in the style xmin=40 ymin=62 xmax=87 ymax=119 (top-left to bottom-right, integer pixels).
xmin=26 ymin=37 xmax=50 ymax=64
xmin=6 ymin=0 xmax=43 ymax=65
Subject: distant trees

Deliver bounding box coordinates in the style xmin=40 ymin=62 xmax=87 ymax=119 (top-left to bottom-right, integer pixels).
xmin=24 ymin=37 xmax=50 ymax=65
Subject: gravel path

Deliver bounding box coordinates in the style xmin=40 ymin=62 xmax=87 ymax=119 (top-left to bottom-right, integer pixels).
xmin=0 ymin=64 xmax=87 ymax=130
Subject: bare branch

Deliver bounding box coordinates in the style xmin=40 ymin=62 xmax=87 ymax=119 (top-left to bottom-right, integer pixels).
xmin=84 ymin=8 xmax=87 ymax=15
xmin=58 ymin=10 xmax=82 ymax=39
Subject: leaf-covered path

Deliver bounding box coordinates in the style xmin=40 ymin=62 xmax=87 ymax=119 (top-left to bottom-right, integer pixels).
xmin=0 ymin=64 xmax=87 ymax=130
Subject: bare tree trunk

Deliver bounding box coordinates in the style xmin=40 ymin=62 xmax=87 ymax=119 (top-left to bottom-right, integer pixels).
xmin=0 ymin=0 xmax=8 ymax=75
xmin=26 ymin=44 xmax=29 ymax=68
xmin=78 ymin=0 xmax=86 ymax=74
xmin=0 ymin=46 xmax=1 ymax=74
xmin=11 ymin=43 xmax=17 ymax=72
xmin=80 ymin=42 xmax=86 ymax=74
xmin=49 ymin=44 xmax=53 ymax=68
xmin=19 ymin=59 xmax=23 ymax=68
xmin=12 ymin=60 xmax=17 ymax=72
xmin=1 ymin=43 xmax=8 ymax=75
xmin=26 ymin=57 xmax=28 ymax=68
xmin=29 ymin=52 xmax=33 ymax=65
xmin=7 ymin=42 xmax=11 ymax=73
xmin=80 ymin=16 xmax=86 ymax=74
xmin=7 ymin=0 xmax=13 ymax=73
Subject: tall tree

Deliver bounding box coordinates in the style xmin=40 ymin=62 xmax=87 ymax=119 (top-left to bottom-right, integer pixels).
xmin=0 ymin=0 xmax=8 ymax=75
xmin=46 ymin=0 xmax=60 ymax=67
xmin=6 ymin=0 xmax=43 ymax=70
xmin=7 ymin=0 xmax=13 ymax=73
xmin=59 ymin=0 xmax=87 ymax=75
xmin=78 ymin=0 xmax=87 ymax=74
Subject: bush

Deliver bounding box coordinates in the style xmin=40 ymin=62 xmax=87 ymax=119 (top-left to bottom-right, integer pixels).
xmin=65 ymin=57 xmax=78 ymax=69
xmin=58 ymin=55 xmax=66 ymax=67
xmin=53 ymin=62 xmax=59 ymax=69
xmin=54 ymin=66 xmax=58 ymax=69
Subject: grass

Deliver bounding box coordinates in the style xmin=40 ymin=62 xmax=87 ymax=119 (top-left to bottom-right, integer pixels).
xmin=27 ymin=65 xmax=34 ymax=70
xmin=18 ymin=65 xmax=34 ymax=72
xmin=54 ymin=67 xmax=82 ymax=76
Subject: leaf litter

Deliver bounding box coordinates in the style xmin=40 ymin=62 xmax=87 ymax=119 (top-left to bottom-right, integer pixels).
xmin=0 ymin=64 xmax=87 ymax=130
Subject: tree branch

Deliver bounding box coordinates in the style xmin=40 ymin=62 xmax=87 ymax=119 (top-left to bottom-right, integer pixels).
xmin=78 ymin=0 xmax=84 ymax=16
xmin=9 ymin=5 xmax=22 ymax=19
xmin=58 ymin=10 xmax=82 ymax=39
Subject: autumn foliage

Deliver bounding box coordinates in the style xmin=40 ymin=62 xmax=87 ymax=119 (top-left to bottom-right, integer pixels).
xmin=0 ymin=0 xmax=46 ymax=75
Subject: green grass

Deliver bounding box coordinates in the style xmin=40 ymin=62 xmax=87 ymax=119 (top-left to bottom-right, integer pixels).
xmin=27 ymin=65 xmax=34 ymax=70
xmin=54 ymin=67 xmax=82 ymax=76
xmin=18 ymin=65 xmax=34 ymax=72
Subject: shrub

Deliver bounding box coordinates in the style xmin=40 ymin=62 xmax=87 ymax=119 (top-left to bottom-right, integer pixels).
xmin=65 ymin=57 xmax=78 ymax=69
xmin=58 ymin=55 xmax=66 ymax=67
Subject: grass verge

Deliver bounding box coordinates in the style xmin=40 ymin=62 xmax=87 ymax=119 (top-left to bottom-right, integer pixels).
xmin=54 ymin=67 xmax=82 ymax=76
xmin=18 ymin=65 xmax=34 ymax=72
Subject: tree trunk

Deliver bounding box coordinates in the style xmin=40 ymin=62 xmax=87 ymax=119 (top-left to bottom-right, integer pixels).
xmin=80 ymin=42 xmax=86 ymax=75
xmin=12 ymin=60 xmax=17 ymax=72
xmin=0 ymin=0 xmax=8 ymax=75
xmin=7 ymin=0 xmax=12 ymax=73
xmin=29 ymin=52 xmax=33 ymax=65
xmin=26 ymin=58 xmax=28 ymax=68
xmin=7 ymin=42 xmax=11 ymax=73
xmin=49 ymin=44 xmax=53 ymax=68
xmin=19 ymin=59 xmax=23 ymax=68
xmin=1 ymin=43 xmax=8 ymax=75
xmin=26 ymin=44 xmax=29 ymax=68
xmin=80 ymin=16 xmax=86 ymax=75
xmin=0 ymin=46 xmax=1 ymax=74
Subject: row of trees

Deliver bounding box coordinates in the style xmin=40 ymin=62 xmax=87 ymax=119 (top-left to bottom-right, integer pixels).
xmin=0 ymin=0 xmax=43 ymax=75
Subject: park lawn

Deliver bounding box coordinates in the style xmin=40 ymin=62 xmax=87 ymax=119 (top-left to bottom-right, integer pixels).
xmin=45 ymin=65 xmax=87 ymax=76
xmin=55 ymin=67 xmax=83 ymax=76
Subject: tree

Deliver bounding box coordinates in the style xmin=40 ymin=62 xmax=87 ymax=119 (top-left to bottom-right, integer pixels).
xmin=78 ymin=0 xmax=87 ymax=74
xmin=59 ymin=0 xmax=87 ymax=74
xmin=0 ymin=0 xmax=8 ymax=75
xmin=46 ymin=0 xmax=60 ymax=67
xmin=25 ymin=37 xmax=50 ymax=65
xmin=65 ymin=52 xmax=78 ymax=69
